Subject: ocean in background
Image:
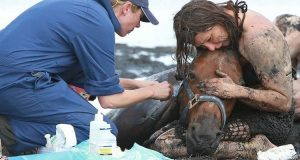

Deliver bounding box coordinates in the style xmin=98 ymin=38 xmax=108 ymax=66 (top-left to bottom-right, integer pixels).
xmin=1 ymin=0 xmax=300 ymax=111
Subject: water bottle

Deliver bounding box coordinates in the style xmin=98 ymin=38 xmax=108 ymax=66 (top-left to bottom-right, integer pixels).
xmin=89 ymin=113 xmax=117 ymax=155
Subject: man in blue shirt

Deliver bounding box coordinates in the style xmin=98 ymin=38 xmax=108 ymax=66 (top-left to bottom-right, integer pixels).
xmin=0 ymin=0 xmax=173 ymax=155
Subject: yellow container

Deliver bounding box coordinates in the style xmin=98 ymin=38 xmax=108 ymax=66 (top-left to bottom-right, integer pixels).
xmin=97 ymin=146 xmax=113 ymax=155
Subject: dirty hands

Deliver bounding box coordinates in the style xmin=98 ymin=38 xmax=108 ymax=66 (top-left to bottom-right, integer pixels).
xmin=197 ymin=70 xmax=238 ymax=99
xmin=149 ymin=81 xmax=173 ymax=101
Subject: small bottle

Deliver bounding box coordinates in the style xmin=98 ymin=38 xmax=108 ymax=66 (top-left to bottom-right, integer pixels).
xmin=89 ymin=113 xmax=117 ymax=155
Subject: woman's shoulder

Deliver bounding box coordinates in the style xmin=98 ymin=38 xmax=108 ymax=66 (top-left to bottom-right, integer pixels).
xmin=240 ymin=10 xmax=286 ymax=55
xmin=242 ymin=10 xmax=278 ymax=37
xmin=239 ymin=25 xmax=291 ymax=84
xmin=239 ymin=23 xmax=289 ymax=64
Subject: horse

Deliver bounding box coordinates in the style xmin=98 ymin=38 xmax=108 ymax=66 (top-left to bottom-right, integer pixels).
xmin=147 ymin=47 xmax=294 ymax=159
xmin=143 ymin=48 xmax=246 ymax=158
xmin=107 ymin=48 xmax=244 ymax=154
xmin=108 ymin=49 xmax=289 ymax=158
xmin=176 ymin=48 xmax=244 ymax=155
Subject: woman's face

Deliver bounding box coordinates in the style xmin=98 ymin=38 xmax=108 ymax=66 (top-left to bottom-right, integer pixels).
xmin=117 ymin=2 xmax=143 ymax=37
xmin=194 ymin=25 xmax=230 ymax=51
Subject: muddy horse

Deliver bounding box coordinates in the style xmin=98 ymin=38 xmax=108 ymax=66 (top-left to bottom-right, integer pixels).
xmin=107 ymin=49 xmax=295 ymax=159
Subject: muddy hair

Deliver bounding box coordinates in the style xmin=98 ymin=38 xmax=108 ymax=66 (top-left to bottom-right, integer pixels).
xmin=274 ymin=14 xmax=300 ymax=37
xmin=173 ymin=0 xmax=247 ymax=80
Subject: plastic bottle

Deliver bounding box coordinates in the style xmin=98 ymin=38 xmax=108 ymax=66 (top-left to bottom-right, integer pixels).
xmin=89 ymin=113 xmax=117 ymax=155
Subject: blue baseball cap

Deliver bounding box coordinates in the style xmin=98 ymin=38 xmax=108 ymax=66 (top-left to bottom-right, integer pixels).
xmin=129 ymin=0 xmax=159 ymax=25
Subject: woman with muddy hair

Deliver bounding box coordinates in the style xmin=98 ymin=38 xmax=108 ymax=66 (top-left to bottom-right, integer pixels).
xmin=171 ymin=0 xmax=294 ymax=157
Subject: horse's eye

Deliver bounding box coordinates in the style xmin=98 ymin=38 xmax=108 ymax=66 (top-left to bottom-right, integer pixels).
xmin=188 ymin=71 xmax=196 ymax=80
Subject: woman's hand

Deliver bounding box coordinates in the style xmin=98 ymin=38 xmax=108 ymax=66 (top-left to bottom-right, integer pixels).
xmin=197 ymin=70 xmax=239 ymax=99
xmin=135 ymin=80 xmax=174 ymax=101
xmin=135 ymin=80 xmax=160 ymax=88
xmin=150 ymin=81 xmax=173 ymax=101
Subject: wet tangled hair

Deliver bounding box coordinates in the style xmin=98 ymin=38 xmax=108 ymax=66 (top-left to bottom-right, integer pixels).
xmin=173 ymin=0 xmax=247 ymax=80
xmin=274 ymin=14 xmax=300 ymax=37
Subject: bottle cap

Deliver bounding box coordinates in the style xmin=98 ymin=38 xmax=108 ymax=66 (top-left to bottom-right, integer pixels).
xmin=95 ymin=113 xmax=103 ymax=121
xmin=95 ymin=113 xmax=111 ymax=129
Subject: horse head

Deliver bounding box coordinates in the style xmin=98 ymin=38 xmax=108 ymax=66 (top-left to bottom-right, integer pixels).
xmin=177 ymin=49 xmax=243 ymax=155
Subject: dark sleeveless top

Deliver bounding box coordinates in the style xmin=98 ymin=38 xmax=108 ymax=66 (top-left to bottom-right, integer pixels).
xmin=230 ymin=57 xmax=294 ymax=145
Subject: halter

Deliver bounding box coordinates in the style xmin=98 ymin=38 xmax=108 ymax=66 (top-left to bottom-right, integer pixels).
xmin=179 ymin=79 xmax=226 ymax=130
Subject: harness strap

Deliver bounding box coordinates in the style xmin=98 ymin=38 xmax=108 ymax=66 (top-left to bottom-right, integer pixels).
xmin=183 ymin=79 xmax=194 ymax=100
xmin=179 ymin=79 xmax=194 ymax=127
xmin=192 ymin=95 xmax=226 ymax=130
xmin=179 ymin=78 xmax=227 ymax=130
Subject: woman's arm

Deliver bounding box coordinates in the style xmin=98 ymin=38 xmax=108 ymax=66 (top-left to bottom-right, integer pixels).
xmin=202 ymin=26 xmax=292 ymax=112
xmin=119 ymin=78 xmax=159 ymax=89
xmin=200 ymin=69 xmax=291 ymax=112
xmin=98 ymin=81 xmax=173 ymax=108
xmin=238 ymin=26 xmax=293 ymax=112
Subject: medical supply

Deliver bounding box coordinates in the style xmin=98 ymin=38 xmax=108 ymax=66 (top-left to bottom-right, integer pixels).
xmin=38 ymin=124 xmax=77 ymax=153
xmin=89 ymin=113 xmax=117 ymax=155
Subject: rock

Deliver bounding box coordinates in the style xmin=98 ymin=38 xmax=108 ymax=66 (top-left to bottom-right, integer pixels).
xmin=257 ymin=144 xmax=297 ymax=160
xmin=115 ymin=43 xmax=176 ymax=79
